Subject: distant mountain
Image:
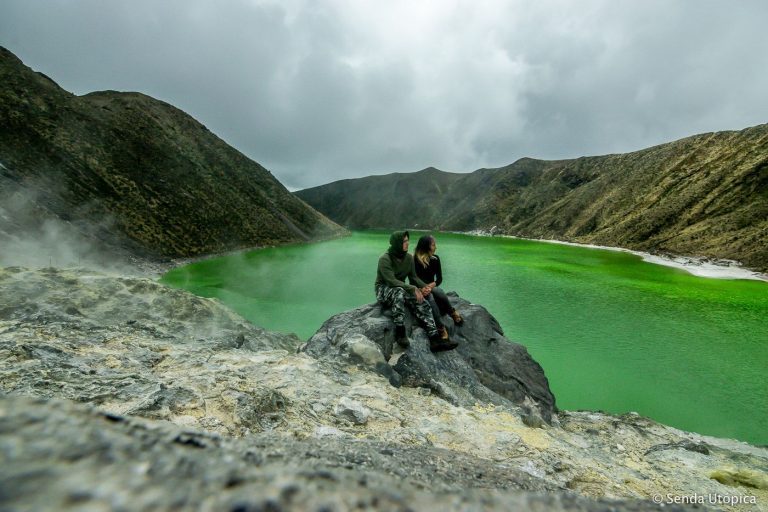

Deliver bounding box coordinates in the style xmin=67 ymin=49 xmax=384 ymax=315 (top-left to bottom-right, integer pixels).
xmin=0 ymin=47 xmax=344 ymax=264
xmin=297 ymin=127 xmax=768 ymax=271
xmin=296 ymin=167 xmax=466 ymax=230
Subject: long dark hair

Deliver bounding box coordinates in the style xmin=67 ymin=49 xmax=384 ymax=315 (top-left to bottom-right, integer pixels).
xmin=414 ymin=235 xmax=435 ymax=268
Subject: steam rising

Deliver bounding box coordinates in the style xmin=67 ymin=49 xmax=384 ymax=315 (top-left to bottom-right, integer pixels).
xmin=0 ymin=166 xmax=138 ymax=273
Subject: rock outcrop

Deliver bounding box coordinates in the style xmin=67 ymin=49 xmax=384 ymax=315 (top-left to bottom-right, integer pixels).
xmin=2 ymin=267 xmax=767 ymax=510
xmin=302 ymin=292 xmax=556 ymax=425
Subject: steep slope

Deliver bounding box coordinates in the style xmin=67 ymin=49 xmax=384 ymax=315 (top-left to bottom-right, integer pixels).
xmin=0 ymin=47 xmax=344 ymax=262
xmin=296 ymin=167 xmax=466 ymax=229
xmin=296 ymin=126 xmax=768 ymax=271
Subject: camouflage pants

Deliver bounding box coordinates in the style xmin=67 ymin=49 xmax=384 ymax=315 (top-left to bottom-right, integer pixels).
xmin=375 ymin=284 xmax=438 ymax=338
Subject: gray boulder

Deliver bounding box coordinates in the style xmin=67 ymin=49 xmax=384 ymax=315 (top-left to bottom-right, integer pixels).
xmin=334 ymin=396 xmax=371 ymax=425
xmin=302 ymin=292 xmax=557 ymax=423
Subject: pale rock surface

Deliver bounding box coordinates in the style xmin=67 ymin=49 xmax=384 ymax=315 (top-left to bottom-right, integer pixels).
xmin=1 ymin=267 xmax=767 ymax=511
xmin=3 ymin=394 xmax=695 ymax=512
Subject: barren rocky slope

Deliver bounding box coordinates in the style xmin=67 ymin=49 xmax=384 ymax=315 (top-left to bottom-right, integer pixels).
xmin=2 ymin=267 xmax=766 ymax=511
xmin=0 ymin=47 xmax=344 ymax=266
xmin=296 ymin=126 xmax=768 ymax=271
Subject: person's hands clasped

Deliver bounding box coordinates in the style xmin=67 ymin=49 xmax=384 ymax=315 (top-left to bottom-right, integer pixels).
xmin=414 ymin=287 xmax=424 ymax=303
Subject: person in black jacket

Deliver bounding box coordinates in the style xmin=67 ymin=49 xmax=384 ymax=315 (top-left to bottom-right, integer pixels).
xmin=413 ymin=235 xmax=464 ymax=339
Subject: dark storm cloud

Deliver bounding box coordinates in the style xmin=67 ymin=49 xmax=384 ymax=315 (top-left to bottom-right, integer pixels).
xmin=2 ymin=0 xmax=767 ymax=189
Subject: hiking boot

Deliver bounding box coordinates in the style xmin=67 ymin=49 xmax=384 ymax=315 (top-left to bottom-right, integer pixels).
xmin=437 ymin=326 xmax=449 ymax=340
xmin=395 ymin=325 xmax=410 ymax=348
xmin=429 ymin=332 xmax=458 ymax=352
xmin=450 ymin=309 xmax=464 ymax=326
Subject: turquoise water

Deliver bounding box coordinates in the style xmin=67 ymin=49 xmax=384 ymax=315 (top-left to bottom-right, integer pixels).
xmin=161 ymin=231 xmax=768 ymax=445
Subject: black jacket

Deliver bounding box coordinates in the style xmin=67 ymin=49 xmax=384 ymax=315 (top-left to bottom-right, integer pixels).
xmin=415 ymin=254 xmax=442 ymax=287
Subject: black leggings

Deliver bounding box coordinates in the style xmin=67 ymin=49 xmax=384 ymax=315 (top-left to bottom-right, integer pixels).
xmin=427 ymin=286 xmax=453 ymax=329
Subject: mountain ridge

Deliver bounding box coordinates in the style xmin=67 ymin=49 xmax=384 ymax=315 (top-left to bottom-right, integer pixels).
xmin=296 ymin=124 xmax=768 ymax=271
xmin=0 ymin=46 xmax=345 ymax=266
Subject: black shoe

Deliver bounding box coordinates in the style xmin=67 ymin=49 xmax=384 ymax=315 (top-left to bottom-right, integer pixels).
xmin=395 ymin=325 xmax=410 ymax=348
xmin=429 ymin=333 xmax=458 ymax=352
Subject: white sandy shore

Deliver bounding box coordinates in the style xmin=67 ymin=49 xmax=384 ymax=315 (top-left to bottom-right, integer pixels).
xmin=462 ymin=230 xmax=768 ymax=282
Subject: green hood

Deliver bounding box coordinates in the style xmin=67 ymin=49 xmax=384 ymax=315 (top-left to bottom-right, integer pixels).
xmin=387 ymin=230 xmax=409 ymax=259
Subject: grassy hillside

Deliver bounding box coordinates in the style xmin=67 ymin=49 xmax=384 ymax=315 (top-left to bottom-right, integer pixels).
xmin=0 ymin=47 xmax=344 ymax=261
xmin=297 ymin=126 xmax=768 ymax=271
xmin=296 ymin=167 xmax=465 ymax=229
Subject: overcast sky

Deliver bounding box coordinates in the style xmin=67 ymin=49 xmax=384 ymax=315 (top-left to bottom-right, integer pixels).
xmin=2 ymin=1 xmax=767 ymax=190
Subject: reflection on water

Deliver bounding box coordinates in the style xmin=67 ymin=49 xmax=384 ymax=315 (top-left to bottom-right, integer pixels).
xmin=161 ymin=231 xmax=768 ymax=445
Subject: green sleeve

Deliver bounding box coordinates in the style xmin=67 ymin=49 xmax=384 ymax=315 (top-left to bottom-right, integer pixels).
xmin=379 ymin=254 xmax=416 ymax=292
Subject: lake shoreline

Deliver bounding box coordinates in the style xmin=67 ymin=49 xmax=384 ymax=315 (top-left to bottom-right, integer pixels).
xmin=461 ymin=229 xmax=768 ymax=282
xmin=150 ymin=231 xmax=768 ymax=446
xmin=156 ymin=228 xmax=768 ymax=282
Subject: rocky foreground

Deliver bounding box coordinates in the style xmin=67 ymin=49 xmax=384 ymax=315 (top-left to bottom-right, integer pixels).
xmin=1 ymin=267 xmax=767 ymax=511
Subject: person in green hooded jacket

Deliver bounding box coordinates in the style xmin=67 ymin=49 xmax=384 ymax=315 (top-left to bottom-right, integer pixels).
xmin=375 ymin=231 xmax=458 ymax=352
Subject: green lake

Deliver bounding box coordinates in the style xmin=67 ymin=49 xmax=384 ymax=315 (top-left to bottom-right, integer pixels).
xmin=161 ymin=231 xmax=768 ymax=446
